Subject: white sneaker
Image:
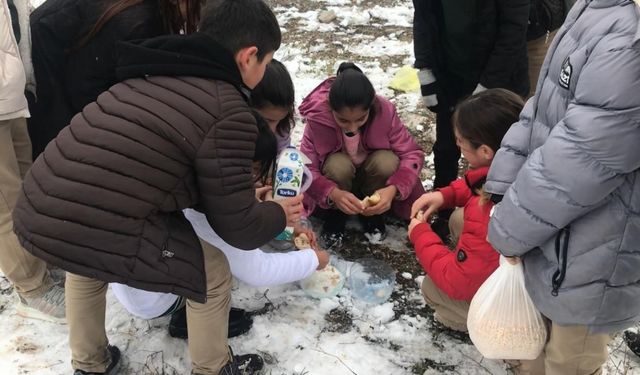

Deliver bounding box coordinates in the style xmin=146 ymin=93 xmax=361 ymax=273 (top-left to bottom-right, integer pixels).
xmin=16 ymin=284 xmax=66 ymax=324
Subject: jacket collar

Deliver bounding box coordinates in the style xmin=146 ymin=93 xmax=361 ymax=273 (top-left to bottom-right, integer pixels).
xmin=116 ymin=32 xmax=248 ymax=100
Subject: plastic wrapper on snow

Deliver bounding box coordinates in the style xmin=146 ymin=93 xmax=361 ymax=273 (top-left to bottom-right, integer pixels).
xmin=388 ymin=65 xmax=420 ymax=93
xmin=467 ymin=256 xmax=547 ymax=360
xmin=300 ymin=265 xmax=344 ymax=299
xmin=348 ymin=258 xmax=395 ymax=304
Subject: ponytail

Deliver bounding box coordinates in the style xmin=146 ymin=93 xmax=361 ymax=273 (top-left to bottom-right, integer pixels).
xmin=329 ymin=62 xmax=376 ymax=115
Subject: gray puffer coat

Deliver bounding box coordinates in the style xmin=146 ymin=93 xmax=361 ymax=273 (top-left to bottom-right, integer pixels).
xmin=485 ymin=0 xmax=640 ymax=333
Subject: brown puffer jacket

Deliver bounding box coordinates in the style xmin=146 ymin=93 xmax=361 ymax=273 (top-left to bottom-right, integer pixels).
xmin=12 ymin=33 xmax=286 ymax=302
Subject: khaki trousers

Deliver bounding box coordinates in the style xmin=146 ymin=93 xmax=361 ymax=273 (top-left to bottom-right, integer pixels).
xmin=448 ymin=207 xmax=464 ymax=246
xmin=527 ymin=30 xmax=558 ymax=97
xmin=66 ymin=238 xmax=232 ymax=373
xmin=421 ymin=275 xmax=469 ymax=332
xmin=515 ymin=322 xmax=611 ymax=375
xmin=0 ymin=117 xmax=49 ymax=297
xmin=322 ymin=150 xmax=399 ymax=197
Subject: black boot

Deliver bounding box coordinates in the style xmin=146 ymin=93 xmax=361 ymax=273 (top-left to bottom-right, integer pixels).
xmin=73 ymin=345 xmax=121 ymax=375
xmin=624 ymin=331 xmax=640 ymax=357
xmin=218 ymin=348 xmax=265 ymax=375
xmin=169 ymin=306 xmax=253 ymax=339
xmin=361 ymin=214 xmax=386 ymax=242
xmin=320 ymin=210 xmax=347 ymax=249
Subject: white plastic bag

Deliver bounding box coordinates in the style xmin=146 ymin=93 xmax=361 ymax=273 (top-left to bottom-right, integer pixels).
xmin=467 ymin=256 xmax=547 ymax=360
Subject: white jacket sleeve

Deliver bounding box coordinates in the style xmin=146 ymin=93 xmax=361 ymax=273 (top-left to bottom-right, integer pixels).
xmin=184 ymin=209 xmax=319 ymax=286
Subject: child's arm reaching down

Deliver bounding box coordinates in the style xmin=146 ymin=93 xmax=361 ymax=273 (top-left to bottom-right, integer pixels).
xmin=184 ymin=209 xmax=321 ymax=286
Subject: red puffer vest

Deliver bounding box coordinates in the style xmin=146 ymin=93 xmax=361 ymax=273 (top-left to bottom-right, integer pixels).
xmin=410 ymin=167 xmax=499 ymax=301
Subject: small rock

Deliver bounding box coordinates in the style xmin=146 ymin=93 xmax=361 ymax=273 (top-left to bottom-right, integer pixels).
xmin=416 ymin=124 xmax=424 ymax=131
xmin=318 ymin=10 xmax=337 ymax=23
xmin=401 ymin=272 xmax=412 ymax=280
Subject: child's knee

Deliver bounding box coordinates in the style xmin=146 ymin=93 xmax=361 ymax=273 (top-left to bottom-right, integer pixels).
xmin=364 ymin=150 xmax=399 ymax=177
xmin=322 ymin=153 xmax=355 ymax=184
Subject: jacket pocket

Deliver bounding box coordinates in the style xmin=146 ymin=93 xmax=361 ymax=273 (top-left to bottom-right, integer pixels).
xmin=551 ymin=227 xmax=571 ymax=296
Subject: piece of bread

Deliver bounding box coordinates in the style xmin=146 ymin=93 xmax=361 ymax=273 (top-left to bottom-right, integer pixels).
xmin=294 ymin=233 xmax=311 ymax=249
xmin=361 ymin=192 xmax=381 ymax=208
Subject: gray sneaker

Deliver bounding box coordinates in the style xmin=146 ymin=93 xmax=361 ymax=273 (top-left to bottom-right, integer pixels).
xmin=16 ymin=284 xmax=66 ymax=324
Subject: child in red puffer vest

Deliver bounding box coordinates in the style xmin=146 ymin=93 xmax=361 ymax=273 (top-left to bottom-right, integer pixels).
xmin=408 ymin=88 xmax=524 ymax=332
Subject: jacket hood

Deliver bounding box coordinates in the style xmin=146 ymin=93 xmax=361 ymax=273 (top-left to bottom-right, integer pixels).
xmin=116 ymin=32 xmax=248 ymax=98
xmin=299 ymin=77 xmax=335 ymax=127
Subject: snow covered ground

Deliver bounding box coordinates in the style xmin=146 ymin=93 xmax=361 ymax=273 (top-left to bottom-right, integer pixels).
xmin=1 ymin=0 xmax=638 ymax=374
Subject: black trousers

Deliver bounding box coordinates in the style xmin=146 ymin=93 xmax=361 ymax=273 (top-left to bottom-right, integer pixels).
xmin=433 ymin=109 xmax=460 ymax=189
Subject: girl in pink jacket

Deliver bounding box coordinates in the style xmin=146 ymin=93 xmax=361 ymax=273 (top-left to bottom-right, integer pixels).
xmin=300 ymin=62 xmax=425 ymax=248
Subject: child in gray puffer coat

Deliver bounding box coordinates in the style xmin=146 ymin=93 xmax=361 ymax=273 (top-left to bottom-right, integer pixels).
xmin=485 ymin=0 xmax=640 ymax=373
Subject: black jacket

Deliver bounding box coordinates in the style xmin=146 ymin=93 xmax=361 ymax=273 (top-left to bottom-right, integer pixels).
xmin=27 ymin=0 xmax=164 ymax=159
xmin=413 ymin=0 xmax=530 ymax=104
xmin=14 ymin=33 xmax=286 ymax=302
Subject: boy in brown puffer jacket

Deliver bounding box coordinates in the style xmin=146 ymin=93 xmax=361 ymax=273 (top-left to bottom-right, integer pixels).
xmin=12 ymin=0 xmax=303 ymax=374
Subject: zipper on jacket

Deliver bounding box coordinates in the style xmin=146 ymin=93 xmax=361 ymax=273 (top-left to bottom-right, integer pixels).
xmin=551 ymin=227 xmax=571 ymax=296
xmin=162 ymin=214 xmax=175 ymax=258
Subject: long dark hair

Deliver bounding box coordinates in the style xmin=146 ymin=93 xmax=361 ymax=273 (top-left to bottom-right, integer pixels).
xmin=251 ymin=110 xmax=277 ymax=184
xmin=452 ymin=88 xmax=524 ymax=153
xmin=329 ymin=62 xmax=377 ymax=123
xmin=74 ymin=0 xmax=202 ymax=50
xmin=252 ymin=59 xmax=295 ymax=137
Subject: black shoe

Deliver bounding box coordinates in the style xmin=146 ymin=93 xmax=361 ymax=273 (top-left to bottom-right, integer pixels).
xmin=219 ymin=349 xmax=265 ymax=375
xmin=169 ymin=306 xmax=253 ymax=339
xmin=73 ymin=345 xmax=121 ymax=375
xmin=361 ymin=214 xmax=386 ymax=242
xmin=624 ymin=331 xmax=640 ymax=357
xmin=320 ymin=210 xmax=347 ymax=249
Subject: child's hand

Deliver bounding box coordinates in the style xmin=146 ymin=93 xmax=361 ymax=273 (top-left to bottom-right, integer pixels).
xmin=314 ymin=249 xmax=330 ymax=270
xmin=408 ymin=218 xmax=424 ymax=238
xmin=255 ymin=185 xmax=272 ymax=202
xmin=329 ymin=188 xmax=363 ymax=215
xmin=276 ymin=194 xmax=304 ymax=227
xmin=294 ymin=225 xmax=318 ymax=250
xmin=362 ymin=185 xmax=397 ymax=216
xmin=410 ymin=192 xmax=444 ymax=221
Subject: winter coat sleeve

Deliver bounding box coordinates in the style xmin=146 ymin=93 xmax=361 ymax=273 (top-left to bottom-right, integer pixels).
xmin=300 ymin=121 xmax=337 ymax=209
xmin=385 ymin=108 xmax=424 ymax=200
xmin=478 ymin=0 xmax=529 ymax=90
xmin=412 ymin=0 xmax=438 ymax=70
xmin=438 ymin=167 xmax=489 ymax=209
xmin=196 ymin=108 xmax=286 ymax=250
xmin=184 ymin=209 xmax=318 ymax=286
xmin=488 ymin=46 xmax=640 ymax=256
xmin=484 ymin=98 xmax=536 ymax=197
xmin=438 ymin=178 xmax=473 ymax=210
xmin=410 ymin=223 xmax=464 ymax=299
xmin=224 ymin=248 xmax=318 ymax=287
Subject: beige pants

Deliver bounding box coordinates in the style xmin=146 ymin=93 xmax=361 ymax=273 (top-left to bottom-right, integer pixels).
xmin=527 ymin=30 xmax=558 ymax=97
xmin=322 ymin=150 xmax=399 ymax=197
xmin=421 ymin=275 xmax=469 ymax=332
xmin=0 ymin=117 xmax=49 ymax=297
xmin=66 ymin=238 xmax=232 ymax=373
xmin=515 ymin=322 xmax=611 ymax=375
